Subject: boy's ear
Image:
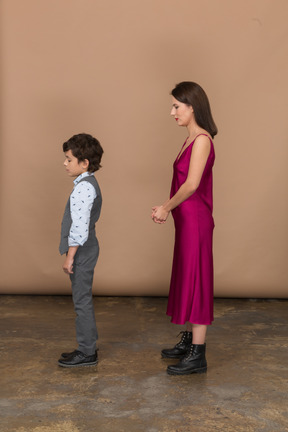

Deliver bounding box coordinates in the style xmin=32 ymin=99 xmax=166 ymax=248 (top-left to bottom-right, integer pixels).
xmin=81 ymin=159 xmax=89 ymax=169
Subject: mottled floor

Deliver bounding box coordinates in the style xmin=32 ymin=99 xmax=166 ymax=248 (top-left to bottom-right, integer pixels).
xmin=0 ymin=296 xmax=287 ymax=432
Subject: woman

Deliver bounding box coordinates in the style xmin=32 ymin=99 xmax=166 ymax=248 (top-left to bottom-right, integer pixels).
xmin=152 ymin=81 xmax=217 ymax=375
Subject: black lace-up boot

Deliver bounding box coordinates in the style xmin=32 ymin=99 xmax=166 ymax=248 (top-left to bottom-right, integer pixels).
xmin=166 ymin=343 xmax=207 ymax=375
xmin=161 ymin=331 xmax=192 ymax=359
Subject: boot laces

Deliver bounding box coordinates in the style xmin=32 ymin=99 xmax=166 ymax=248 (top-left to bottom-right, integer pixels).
xmin=175 ymin=331 xmax=188 ymax=348
xmin=183 ymin=343 xmax=194 ymax=360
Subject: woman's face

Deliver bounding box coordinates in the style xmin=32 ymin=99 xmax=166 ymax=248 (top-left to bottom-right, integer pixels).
xmin=170 ymin=96 xmax=194 ymax=127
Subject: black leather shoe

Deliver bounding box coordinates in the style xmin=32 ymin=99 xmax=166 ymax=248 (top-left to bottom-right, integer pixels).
xmin=58 ymin=350 xmax=98 ymax=368
xmin=61 ymin=349 xmax=97 ymax=359
xmin=61 ymin=349 xmax=78 ymax=359
xmin=167 ymin=343 xmax=207 ymax=375
xmin=161 ymin=331 xmax=192 ymax=358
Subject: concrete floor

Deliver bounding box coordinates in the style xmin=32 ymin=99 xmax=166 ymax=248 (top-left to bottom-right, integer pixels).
xmin=0 ymin=296 xmax=287 ymax=432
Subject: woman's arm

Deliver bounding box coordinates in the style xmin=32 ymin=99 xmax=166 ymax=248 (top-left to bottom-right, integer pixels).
xmin=152 ymin=135 xmax=211 ymax=223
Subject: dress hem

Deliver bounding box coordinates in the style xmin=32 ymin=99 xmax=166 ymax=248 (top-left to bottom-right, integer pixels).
xmin=167 ymin=312 xmax=213 ymax=326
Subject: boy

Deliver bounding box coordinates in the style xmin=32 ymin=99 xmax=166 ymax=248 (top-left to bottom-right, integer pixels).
xmin=58 ymin=133 xmax=103 ymax=367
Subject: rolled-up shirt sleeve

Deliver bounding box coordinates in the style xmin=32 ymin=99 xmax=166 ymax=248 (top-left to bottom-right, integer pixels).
xmin=68 ymin=181 xmax=97 ymax=247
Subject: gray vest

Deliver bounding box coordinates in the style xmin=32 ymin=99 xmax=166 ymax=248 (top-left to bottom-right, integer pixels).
xmin=59 ymin=175 xmax=102 ymax=255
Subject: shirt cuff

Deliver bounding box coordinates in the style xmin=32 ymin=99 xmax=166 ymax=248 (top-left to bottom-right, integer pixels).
xmin=68 ymin=238 xmax=82 ymax=247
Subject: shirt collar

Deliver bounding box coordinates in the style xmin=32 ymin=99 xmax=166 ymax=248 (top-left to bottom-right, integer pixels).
xmin=73 ymin=171 xmax=94 ymax=186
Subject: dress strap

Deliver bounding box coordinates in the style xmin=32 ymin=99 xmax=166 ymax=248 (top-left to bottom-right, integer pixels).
xmin=176 ymin=134 xmax=212 ymax=163
xmin=193 ymin=133 xmax=210 ymax=141
xmin=176 ymin=138 xmax=188 ymax=160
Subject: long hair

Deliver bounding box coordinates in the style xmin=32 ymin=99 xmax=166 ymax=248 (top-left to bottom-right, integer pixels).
xmin=171 ymin=82 xmax=218 ymax=138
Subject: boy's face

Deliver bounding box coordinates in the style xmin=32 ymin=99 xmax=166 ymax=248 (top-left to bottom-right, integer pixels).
xmin=63 ymin=150 xmax=89 ymax=177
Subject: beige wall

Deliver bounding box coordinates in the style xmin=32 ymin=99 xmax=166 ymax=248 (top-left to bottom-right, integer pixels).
xmin=0 ymin=0 xmax=287 ymax=297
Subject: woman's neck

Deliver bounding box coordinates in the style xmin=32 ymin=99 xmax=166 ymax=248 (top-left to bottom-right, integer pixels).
xmin=187 ymin=125 xmax=205 ymax=142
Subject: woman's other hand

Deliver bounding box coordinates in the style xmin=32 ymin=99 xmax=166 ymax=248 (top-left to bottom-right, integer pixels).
xmin=151 ymin=206 xmax=169 ymax=224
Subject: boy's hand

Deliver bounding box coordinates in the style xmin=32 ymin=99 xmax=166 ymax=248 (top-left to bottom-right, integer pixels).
xmin=62 ymin=255 xmax=74 ymax=274
xmin=62 ymin=246 xmax=79 ymax=275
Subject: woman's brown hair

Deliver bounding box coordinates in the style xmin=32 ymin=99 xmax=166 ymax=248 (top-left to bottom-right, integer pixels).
xmin=171 ymin=82 xmax=218 ymax=138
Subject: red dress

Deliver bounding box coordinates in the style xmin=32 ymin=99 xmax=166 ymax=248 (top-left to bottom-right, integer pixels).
xmin=167 ymin=134 xmax=215 ymax=325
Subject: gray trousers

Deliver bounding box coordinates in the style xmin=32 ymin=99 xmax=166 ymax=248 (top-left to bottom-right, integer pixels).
xmin=69 ymin=242 xmax=99 ymax=355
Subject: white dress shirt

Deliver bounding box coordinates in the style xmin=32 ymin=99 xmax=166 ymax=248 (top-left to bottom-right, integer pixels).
xmin=68 ymin=172 xmax=97 ymax=247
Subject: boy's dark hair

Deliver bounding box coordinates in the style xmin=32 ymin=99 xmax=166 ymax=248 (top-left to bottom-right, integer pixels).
xmin=171 ymin=82 xmax=218 ymax=138
xmin=63 ymin=133 xmax=103 ymax=172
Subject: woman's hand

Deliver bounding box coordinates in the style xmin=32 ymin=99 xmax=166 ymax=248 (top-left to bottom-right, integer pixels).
xmin=151 ymin=206 xmax=170 ymax=224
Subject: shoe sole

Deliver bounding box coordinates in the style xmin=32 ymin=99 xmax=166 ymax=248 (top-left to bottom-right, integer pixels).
xmin=58 ymin=360 xmax=98 ymax=368
xmin=167 ymin=367 xmax=207 ymax=375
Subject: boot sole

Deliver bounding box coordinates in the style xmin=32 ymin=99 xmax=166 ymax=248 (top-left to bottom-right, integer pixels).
xmin=167 ymin=366 xmax=207 ymax=375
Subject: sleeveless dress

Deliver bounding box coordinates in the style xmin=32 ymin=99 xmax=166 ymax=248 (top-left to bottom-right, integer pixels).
xmin=166 ymin=134 xmax=215 ymax=325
